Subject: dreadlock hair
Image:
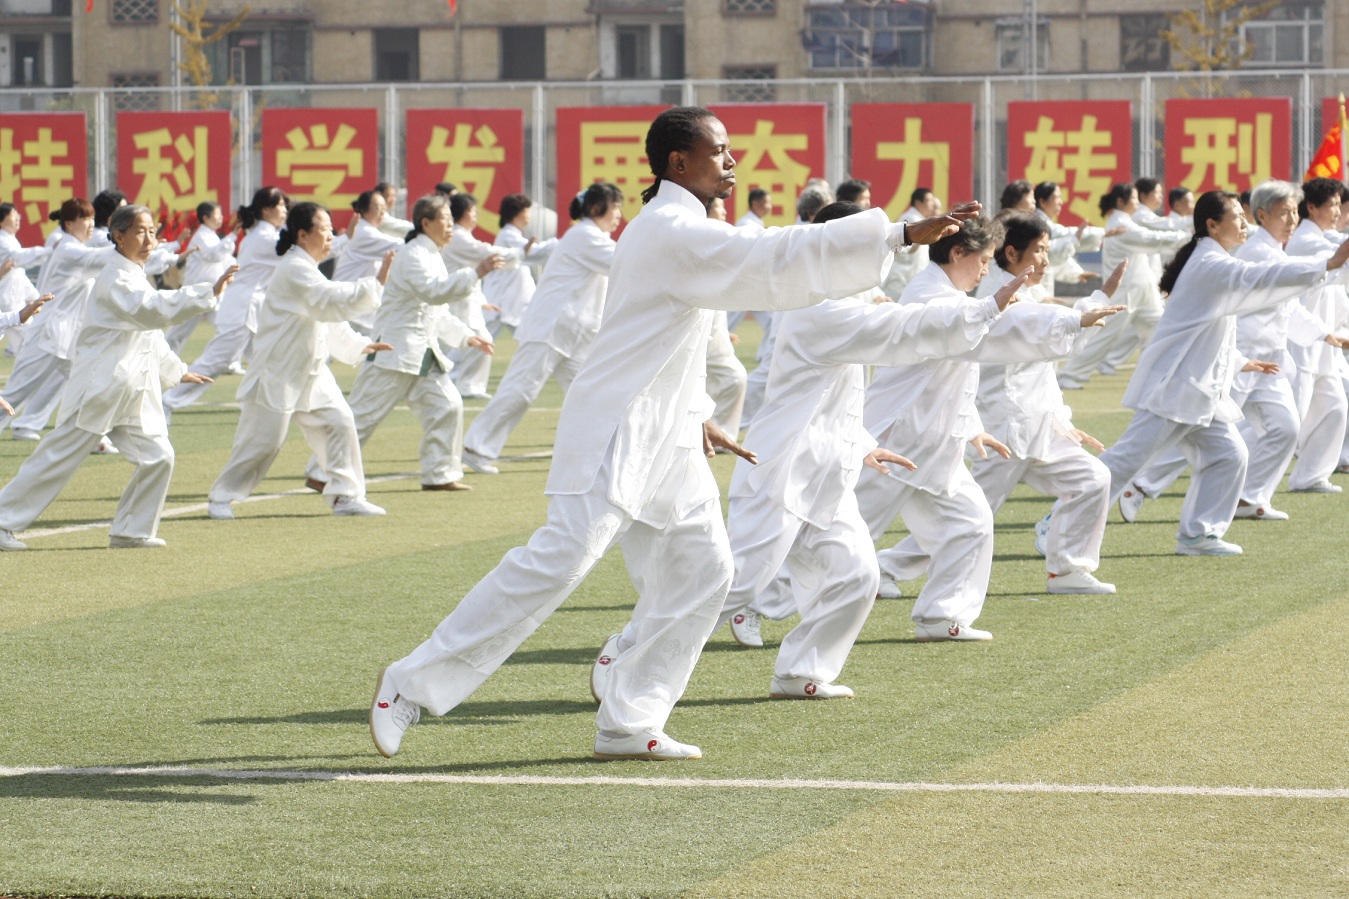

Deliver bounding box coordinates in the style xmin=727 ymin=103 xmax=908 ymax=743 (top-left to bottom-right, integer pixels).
xmin=994 ymin=212 xmax=1050 ymax=271
xmin=1159 ymin=190 xmax=1240 ymax=295
xmin=641 ymin=106 xmax=717 ymax=205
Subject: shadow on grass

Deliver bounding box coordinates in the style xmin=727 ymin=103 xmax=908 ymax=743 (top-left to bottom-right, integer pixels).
xmin=0 ymin=772 xmax=259 ymax=805
xmin=199 ymin=697 xmax=600 ymax=727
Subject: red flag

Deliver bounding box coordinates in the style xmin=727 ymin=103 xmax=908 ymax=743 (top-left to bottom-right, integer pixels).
xmin=85 ymin=0 xmax=93 ymax=10
xmin=1305 ymin=124 xmax=1342 ymax=181
xmin=447 ymin=0 xmax=457 ymax=13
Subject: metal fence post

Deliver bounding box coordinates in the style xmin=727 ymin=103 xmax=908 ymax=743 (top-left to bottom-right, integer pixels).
xmin=239 ymin=87 xmax=253 ymax=208
xmin=385 ymin=84 xmax=399 ymax=188
xmin=533 ymin=82 xmax=546 ymax=228
xmin=831 ymin=80 xmax=846 ymax=185
xmin=94 ymin=89 xmax=107 ymax=191
xmin=981 ymin=77 xmax=994 ymax=210
xmin=1140 ymin=73 xmax=1153 ymax=179
xmin=1299 ymin=69 xmax=1313 ymax=176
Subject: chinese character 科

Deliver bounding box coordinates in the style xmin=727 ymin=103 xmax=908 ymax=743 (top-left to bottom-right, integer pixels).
xmin=275 ymin=123 xmax=364 ymax=207
xmin=729 ymin=120 xmax=811 ymax=226
xmin=130 ymin=125 xmax=217 ymax=213
xmin=874 ymin=118 xmax=951 ymax=218
xmin=425 ymin=124 xmax=505 ymax=220
xmin=578 ymin=120 xmax=653 ymax=225
xmin=1023 ymin=115 xmax=1117 ymax=223
xmin=1180 ymin=114 xmax=1273 ymax=191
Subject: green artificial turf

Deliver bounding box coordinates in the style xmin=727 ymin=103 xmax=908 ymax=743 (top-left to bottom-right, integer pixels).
xmin=1 ymin=325 xmax=1346 ymax=898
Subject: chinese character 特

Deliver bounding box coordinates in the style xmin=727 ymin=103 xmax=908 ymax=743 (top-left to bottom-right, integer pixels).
xmin=875 ymin=119 xmax=950 ymax=218
xmin=130 ymin=125 xmax=217 ymax=213
xmin=276 ymin=123 xmax=364 ymax=207
xmin=579 ymin=120 xmax=652 ymax=225
xmin=1022 ymin=114 xmax=1118 ymax=223
xmin=1179 ymin=114 xmax=1273 ymax=191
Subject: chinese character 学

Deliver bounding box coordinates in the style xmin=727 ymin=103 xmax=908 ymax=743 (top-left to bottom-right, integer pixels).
xmin=131 ymin=125 xmax=217 ymax=213
xmin=1023 ymin=114 xmax=1118 ymax=223
xmin=875 ymin=119 xmax=951 ymax=219
xmin=579 ymin=119 xmax=652 ymax=224
xmin=0 ymin=127 xmax=76 ymax=236
xmin=425 ymin=123 xmax=506 ymax=212
xmin=1180 ymin=114 xmax=1274 ymax=191
xmin=730 ymin=120 xmax=811 ymax=226
xmin=276 ymin=123 xmax=364 ymax=207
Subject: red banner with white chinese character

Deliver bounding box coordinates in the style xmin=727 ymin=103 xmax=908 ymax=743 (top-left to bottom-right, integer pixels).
xmin=405 ymin=108 xmax=523 ymax=242
xmin=1165 ymin=98 xmax=1291 ymax=193
xmin=851 ymin=103 xmax=974 ymax=220
xmin=117 ymin=111 xmax=231 ymax=236
xmin=0 ymin=113 xmax=88 ymax=245
xmin=1007 ymin=100 xmax=1133 ymax=227
xmin=709 ymin=104 xmax=826 ymax=228
xmin=262 ymin=107 xmax=378 ymax=230
xmin=555 ymin=105 xmax=666 ymax=236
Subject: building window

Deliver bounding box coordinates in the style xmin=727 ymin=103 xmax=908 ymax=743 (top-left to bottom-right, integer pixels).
xmin=616 ymin=25 xmax=652 ymax=79
xmin=110 ymin=0 xmax=157 ymax=24
xmin=500 ymin=26 xmax=546 ymax=80
xmin=996 ymin=16 xmax=1048 ymax=72
xmin=374 ymin=28 xmax=419 ymax=82
xmin=206 ymin=26 xmax=311 ymax=85
xmin=724 ymin=0 xmax=776 ymax=15
xmin=804 ymin=3 xmax=928 ymax=71
xmin=1120 ymin=14 xmax=1171 ymax=71
xmin=1239 ymin=1 xmax=1322 ymax=67
xmin=112 ymin=72 xmax=160 ymax=111
xmin=723 ymin=65 xmax=776 ymax=103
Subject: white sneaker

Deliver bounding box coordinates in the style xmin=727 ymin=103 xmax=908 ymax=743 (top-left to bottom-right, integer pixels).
xmin=1033 ymin=513 xmax=1051 ymax=557
xmin=1289 ymin=480 xmax=1343 ymax=494
xmin=369 ymin=666 xmax=420 ymax=758
xmin=593 ymin=729 xmax=701 ymax=761
xmin=1118 ymin=484 xmax=1146 ymax=523
xmin=206 ymin=501 xmax=234 ymax=520
xmin=729 ymin=609 xmax=763 ymax=647
xmin=0 ymin=529 xmax=27 ymax=551
xmin=1097 ymin=363 xmax=1117 ymax=376
xmin=915 ymin=620 xmax=993 ymax=642
xmin=109 ymin=535 xmax=166 ymax=549
xmin=11 ymin=428 xmax=40 ymax=441
xmin=462 ymin=449 xmax=499 ymax=475
xmin=590 ymin=633 xmax=620 ymax=705
xmin=225 ymin=361 xmax=246 ymax=375
xmin=876 ymin=577 xmax=902 ymax=600
xmin=1047 ymin=570 xmax=1116 ymax=594
xmin=1232 ymin=504 xmax=1288 ymax=520
xmin=1176 ymin=534 xmax=1243 ymax=556
xmin=769 ymin=675 xmax=854 ymax=700
xmin=91 ymin=436 xmax=120 ymax=455
xmin=332 ymin=496 xmax=387 ymax=516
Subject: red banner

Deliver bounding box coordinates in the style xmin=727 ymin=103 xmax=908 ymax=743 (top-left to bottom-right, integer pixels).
xmin=405 ymin=108 xmax=523 ymax=242
xmin=709 ymin=103 xmax=826 ymax=228
xmin=0 ymin=113 xmax=88 ymax=245
xmin=555 ymin=104 xmax=666 ymax=236
xmin=1007 ymin=100 xmax=1133 ymax=226
xmin=117 ymin=111 xmax=231 ymax=223
xmin=262 ymin=107 xmax=378 ymax=229
xmin=1165 ymin=98 xmax=1291 ymax=193
xmin=851 ymin=103 xmax=974 ymax=219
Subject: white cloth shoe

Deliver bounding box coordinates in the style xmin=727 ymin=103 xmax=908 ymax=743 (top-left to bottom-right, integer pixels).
xmin=109 ymin=536 xmax=166 ymax=549
xmin=876 ymin=577 xmax=902 ymax=599
xmin=1290 ymin=480 xmax=1342 ymax=494
xmin=593 ymin=729 xmax=701 ymax=761
xmin=1047 ymin=570 xmax=1116 ymax=594
xmin=590 ymin=633 xmax=620 ymax=705
xmin=462 ymin=449 xmax=499 ymax=475
xmin=91 ymin=436 xmax=119 ymax=455
xmin=1033 ymin=513 xmax=1051 ymax=557
xmin=0 ymin=529 xmax=27 ymax=551
xmin=1176 ymin=534 xmax=1243 ymax=555
xmin=729 ymin=610 xmax=763 ymax=647
xmin=207 ymin=501 xmax=234 ymax=520
xmin=369 ymin=666 xmax=420 ymax=758
xmin=1232 ymin=504 xmax=1288 ymax=520
xmin=332 ymin=496 xmax=386 ymax=516
xmin=769 ymin=675 xmax=854 ymax=700
xmin=11 ymin=428 xmax=40 ymax=441
xmin=915 ymin=620 xmax=993 ymax=642
xmin=1118 ymin=484 xmax=1145 ymax=523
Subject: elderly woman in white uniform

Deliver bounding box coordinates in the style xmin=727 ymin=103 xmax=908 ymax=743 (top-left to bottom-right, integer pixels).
xmin=440 ymin=193 xmax=516 ymax=399
xmin=206 ymin=202 xmax=391 ymax=520
xmin=165 ymin=201 xmax=239 ymax=355
xmin=0 ymin=204 xmax=228 ymax=551
xmin=481 ymin=193 xmax=554 ymax=340
xmin=331 ymin=189 xmax=404 ymax=335
xmin=0 ymin=202 xmax=50 ymax=355
xmin=1031 ymin=181 xmax=1106 ymax=297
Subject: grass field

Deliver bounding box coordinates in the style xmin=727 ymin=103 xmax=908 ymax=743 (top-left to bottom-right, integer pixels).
xmin=1 ymin=325 xmax=1347 ymax=898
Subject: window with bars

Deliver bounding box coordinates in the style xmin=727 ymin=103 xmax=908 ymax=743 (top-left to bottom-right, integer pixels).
xmin=110 ymin=0 xmax=157 ymax=24
xmin=1238 ymin=1 xmax=1323 ymax=67
xmin=804 ymin=4 xmax=928 ymax=71
xmin=112 ymin=72 xmax=160 ymax=111
xmin=723 ymin=0 xmax=776 ymax=15
xmin=722 ymin=65 xmax=776 ymax=103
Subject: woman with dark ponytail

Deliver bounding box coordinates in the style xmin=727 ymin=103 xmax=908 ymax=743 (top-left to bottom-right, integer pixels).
xmin=331 ymin=189 xmax=404 ymax=333
xmin=439 ymin=192 xmax=513 ymax=399
xmin=481 ymin=192 xmax=554 ymax=340
xmin=1098 ymin=190 xmax=1349 ymax=556
xmin=166 ymin=201 xmax=238 ymax=354
xmin=163 ymin=186 xmax=287 ymax=416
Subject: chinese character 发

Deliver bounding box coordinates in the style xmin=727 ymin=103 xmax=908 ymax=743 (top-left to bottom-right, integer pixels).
xmin=426 ymin=123 xmax=506 ymax=209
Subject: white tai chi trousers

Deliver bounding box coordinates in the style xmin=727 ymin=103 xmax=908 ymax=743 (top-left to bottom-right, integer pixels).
xmin=211 ymin=400 xmax=365 ymax=503
xmin=970 ymin=434 xmax=1110 ymax=576
xmin=854 ymin=465 xmax=994 ymax=627
xmin=705 ymin=353 xmax=747 ymax=436
xmin=164 ymin=311 xmax=215 ymax=356
xmin=335 ymin=365 xmax=465 ymax=487
xmin=1098 ymin=410 xmax=1247 ymax=540
xmin=1289 ymin=369 xmax=1348 ymax=489
xmin=0 ymin=350 xmax=68 ymax=433
xmin=163 ymin=325 xmax=251 ymax=411
xmin=463 ymin=342 xmax=582 ymax=460
xmin=386 ymin=448 xmax=732 ymax=737
xmin=717 ymin=491 xmax=878 ymax=683
xmin=0 ymin=420 xmax=173 ymax=539
xmin=1341 ymin=369 xmax=1349 ymax=470
xmin=1059 ymin=306 xmax=1159 ymax=385
xmin=1101 ymin=303 xmax=1163 ymax=371
xmin=450 ymin=344 xmax=492 ymax=398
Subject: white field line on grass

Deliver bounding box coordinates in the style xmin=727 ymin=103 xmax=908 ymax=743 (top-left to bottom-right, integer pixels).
xmin=0 ymin=765 xmax=1345 ymax=800
xmin=20 ymin=451 xmax=554 ymax=542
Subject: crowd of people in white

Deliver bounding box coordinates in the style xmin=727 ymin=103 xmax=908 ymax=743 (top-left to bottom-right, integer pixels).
xmin=0 ymin=107 xmax=1345 ymax=762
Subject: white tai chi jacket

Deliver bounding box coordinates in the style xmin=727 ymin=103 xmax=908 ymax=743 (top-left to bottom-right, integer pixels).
xmin=31 ymin=234 xmax=120 ymax=360
xmin=1103 ymin=209 xmax=1186 ymax=313
xmin=513 ymin=217 xmax=616 ymax=362
xmin=370 ymin=234 xmax=480 ymax=376
xmin=440 ymin=224 xmax=524 ymax=341
xmin=1285 ymin=219 xmax=1349 ymax=379
xmin=237 ymin=248 xmax=381 ymax=415
xmin=181 ymin=224 xmax=237 ymax=288
xmin=333 ymin=218 xmax=403 ymax=284
xmin=59 ymin=254 xmax=216 ymax=437
xmin=1035 ymin=208 xmax=1103 ymax=296
xmin=879 ymin=205 xmax=930 ymax=301
xmin=546 ymin=180 xmax=905 ymax=520
xmin=483 ymin=223 xmax=557 ymax=329
xmin=215 ymin=221 xmax=282 ymax=334
xmin=0 ymin=230 xmax=44 ymax=323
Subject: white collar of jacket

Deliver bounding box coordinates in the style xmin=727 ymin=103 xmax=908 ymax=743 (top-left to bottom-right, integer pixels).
xmin=1248 ymin=226 xmax=1281 ymax=252
xmin=109 ymin=251 xmax=143 ymax=275
xmin=285 ymin=244 xmax=319 ymax=268
xmin=410 ymin=232 xmax=439 ymax=252
xmin=654 ymin=179 xmax=713 ymax=217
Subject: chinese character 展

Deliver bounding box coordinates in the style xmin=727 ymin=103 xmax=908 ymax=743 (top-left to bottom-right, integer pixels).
xmin=130 ymin=126 xmax=218 ymax=212
xmin=875 ymin=119 xmax=950 ymax=218
xmin=426 ymin=123 xmax=505 ymax=209
xmin=276 ymin=123 xmax=364 ymax=207
xmin=0 ymin=128 xmax=75 ymax=235
xmin=1023 ymin=114 xmax=1117 ymax=223
xmin=731 ymin=120 xmax=811 ymax=226
xmin=1180 ymin=114 xmax=1273 ymax=191
xmin=579 ymin=120 xmax=652 ymax=224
